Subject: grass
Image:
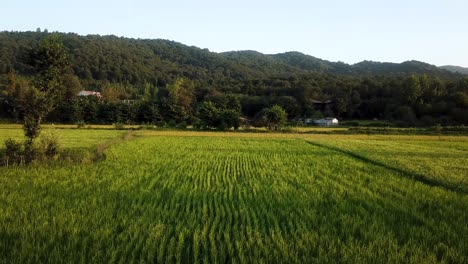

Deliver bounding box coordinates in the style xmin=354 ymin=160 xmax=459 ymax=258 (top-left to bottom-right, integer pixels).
xmin=307 ymin=137 xmax=468 ymax=194
xmin=0 ymin=127 xmax=467 ymax=263
xmin=0 ymin=127 xmax=122 ymax=149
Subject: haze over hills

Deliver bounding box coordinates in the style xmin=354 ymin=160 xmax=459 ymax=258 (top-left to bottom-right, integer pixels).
xmin=439 ymin=65 xmax=468 ymax=75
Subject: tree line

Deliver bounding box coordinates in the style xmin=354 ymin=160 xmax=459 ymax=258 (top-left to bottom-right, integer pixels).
xmin=0 ymin=31 xmax=467 ymax=127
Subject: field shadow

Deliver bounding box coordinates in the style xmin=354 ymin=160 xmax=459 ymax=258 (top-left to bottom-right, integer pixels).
xmin=304 ymin=140 xmax=467 ymax=195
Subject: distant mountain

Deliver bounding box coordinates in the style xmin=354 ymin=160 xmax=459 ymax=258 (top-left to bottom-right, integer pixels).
xmin=353 ymin=60 xmax=445 ymax=75
xmin=0 ymin=31 xmax=462 ymax=85
xmin=270 ymin=52 xmax=333 ymax=72
xmin=1 ymin=31 xmax=467 ymax=125
xmin=439 ymin=65 xmax=468 ymax=75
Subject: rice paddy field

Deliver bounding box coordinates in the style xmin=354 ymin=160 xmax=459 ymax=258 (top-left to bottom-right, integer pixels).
xmin=0 ymin=126 xmax=467 ymax=263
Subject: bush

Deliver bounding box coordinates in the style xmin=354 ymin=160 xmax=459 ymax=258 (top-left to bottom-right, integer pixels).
xmin=216 ymin=122 xmax=227 ymax=131
xmin=3 ymin=138 xmax=23 ymax=165
xmin=177 ymin=121 xmax=188 ymax=129
xmin=167 ymin=120 xmax=177 ymax=128
xmin=114 ymin=123 xmax=125 ymax=130
xmin=434 ymin=124 xmax=442 ymax=134
xmin=192 ymin=118 xmax=204 ymax=129
xmin=281 ymin=126 xmax=295 ymax=133
xmin=254 ymin=105 xmax=287 ymax=131
xmin=155 ymin=121 xmax=166 ymax=128
xmin=242 ymin=123 xmax=252 ymax=130
xmin=38 ymin=130 xmax=60 ymax=158
xmin=220 ymin=109 xmax=240 ymax=130
xmin=76 ymin=120 xmax=86 ymax=129
xmin=342 ymin=121 xmax=360 ymax=127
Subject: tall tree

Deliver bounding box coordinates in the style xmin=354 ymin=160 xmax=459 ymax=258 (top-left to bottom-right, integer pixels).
xmin=161 ymin=78 xmax=195 ymax=123
xmin=260 ymin=105 xmax=287 ymax=131
xmin=403 ymin=75 xmax=423 ymax=104
xmin=23 ymin=34 xmax=69 ymax=161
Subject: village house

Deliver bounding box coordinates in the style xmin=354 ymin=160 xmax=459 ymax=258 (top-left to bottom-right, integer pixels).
xmin=77 ymin=90 xmax=102 ymax=98
xmin=313 ymin=117 xmax=339 ymax=126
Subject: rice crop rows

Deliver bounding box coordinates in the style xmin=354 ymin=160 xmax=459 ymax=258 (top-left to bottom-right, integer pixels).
xmin=0 ymin=131 xmax=467 ymax=263
xmin=307 ymin=137 xmax=468 ymax=193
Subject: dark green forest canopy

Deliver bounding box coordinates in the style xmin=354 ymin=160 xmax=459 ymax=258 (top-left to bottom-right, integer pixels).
xmin=0 ymin=31 xmax=467 ymax=126
xmin=0 ymin=31 xmax=463 ymax=81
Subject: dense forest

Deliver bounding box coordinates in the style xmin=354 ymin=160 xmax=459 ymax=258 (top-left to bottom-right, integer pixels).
xmin=1 ymin=30 xmax=467 ymax=127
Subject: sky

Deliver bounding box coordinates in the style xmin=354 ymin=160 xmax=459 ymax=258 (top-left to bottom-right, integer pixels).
xmin=2 ymin=0 xmax=467 ymax=67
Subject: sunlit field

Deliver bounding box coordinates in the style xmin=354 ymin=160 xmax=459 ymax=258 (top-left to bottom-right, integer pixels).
xmin=0 ymin=125 xmax=122 ymax=149
xmin=0 ymin=127 xmax=467 ymax=263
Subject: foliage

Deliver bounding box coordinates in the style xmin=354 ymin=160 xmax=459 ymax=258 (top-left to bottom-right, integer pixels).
xmin=21 ymin=34 xmax=69 ymax=162
xmin=161 ymin=78 xmax=195 ymax=123
xmin=198 ymin=98 xmax=241 ymax=130
xmin=0 ymin=31 xmax=467 ymax=127
xmin=197 ymin=101 xmax=219 ymax=128
xmin=114 ymin=123 xmax=125 ymax=130
xmin=38 ymin=130 xmax=60 ymax=158
xmin=220 ymin=109 xmax=240 ymax=130
xmin=3 ymin=138 xmax=23 ymax=165
xmin=259 ymin=105 xmax=287 ymax=131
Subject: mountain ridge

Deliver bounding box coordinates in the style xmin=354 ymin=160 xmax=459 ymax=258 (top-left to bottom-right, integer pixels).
xmin=439 ymin=65 xmax=468 ymax=75
xmin=1 ymin=31 xmax=467 ymax=126
xmin=0 ymin=30 xmax=463 ymax=83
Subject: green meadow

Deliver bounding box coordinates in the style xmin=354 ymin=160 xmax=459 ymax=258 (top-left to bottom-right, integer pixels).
xmin=0 ymin=127 xmax=467 ymax=263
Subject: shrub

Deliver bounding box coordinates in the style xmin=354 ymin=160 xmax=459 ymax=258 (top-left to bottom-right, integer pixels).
xmin=242 ymin=123 xmax=252 ymax=130
xmin=260 ymin=105 xmax=287 ymax=131
xmin=192 ymin=118 xmax=204 ymax=130
xmin=216 ymin=122 xmax=227 ymax=131
xmin=154 ymin=121 xmax=166 ymax=128
xmin=38 ymin=130 xmax=60 ymax=158
xmin=342 ymin=121 xmax=360 ymax=127
xmin=167 ymin=120 xmax=177 ymax=128
xmin=76 ymin=121 xmax=86 ymax=128
xmin=3 ymin=138 xmax=23 ymax=165
xmin=114 ymin=123 xmax=125 ymax=130
xmin=177 ymin=121 xmax=188 ymax=129
xmin=281 ymin=126 xmax=295 ymax=133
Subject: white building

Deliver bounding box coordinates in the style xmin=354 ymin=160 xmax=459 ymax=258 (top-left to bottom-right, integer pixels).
xmin=77 ymin=90 xmax=102 ymax=98
xmin=314 ymin=117 xmax=339 ymax=126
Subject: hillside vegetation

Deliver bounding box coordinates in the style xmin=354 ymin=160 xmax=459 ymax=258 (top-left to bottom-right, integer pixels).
xmin=1 ymin=31 xmax=467 ymax=126
xmin=440 ymin=65 xmax=468 ymax=75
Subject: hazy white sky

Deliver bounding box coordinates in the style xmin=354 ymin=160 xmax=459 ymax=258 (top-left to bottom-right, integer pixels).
xmin=2 ymin=0 xmax=467 ymax=66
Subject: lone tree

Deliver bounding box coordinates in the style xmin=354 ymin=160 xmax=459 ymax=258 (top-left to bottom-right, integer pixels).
xmin=197 ymin=98 xmax=241 ymax=130
xmin=23 ymin=34 xmax=69 ymax=161
xmin=261 ymin=105 xmax=287 ymax=131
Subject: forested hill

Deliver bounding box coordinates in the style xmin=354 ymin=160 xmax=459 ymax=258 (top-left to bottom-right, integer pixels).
xmin=1 ymin=31 xmax=467 ymax=126
xmin=0 ymin=31 xmax=461 ymax=84
xmin=439 ymin=65 xmax=468 ymax=75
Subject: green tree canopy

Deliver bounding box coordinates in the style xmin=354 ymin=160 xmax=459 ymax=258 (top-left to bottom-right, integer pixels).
xmin=261 ymin=105 xmax=287 ymax=131
xmin=22 ymin=34 xmax=70 ymax=161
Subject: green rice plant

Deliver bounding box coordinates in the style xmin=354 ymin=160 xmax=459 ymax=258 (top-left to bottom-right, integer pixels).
xmin=0 ymin=129 xmax=466 ymax=263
